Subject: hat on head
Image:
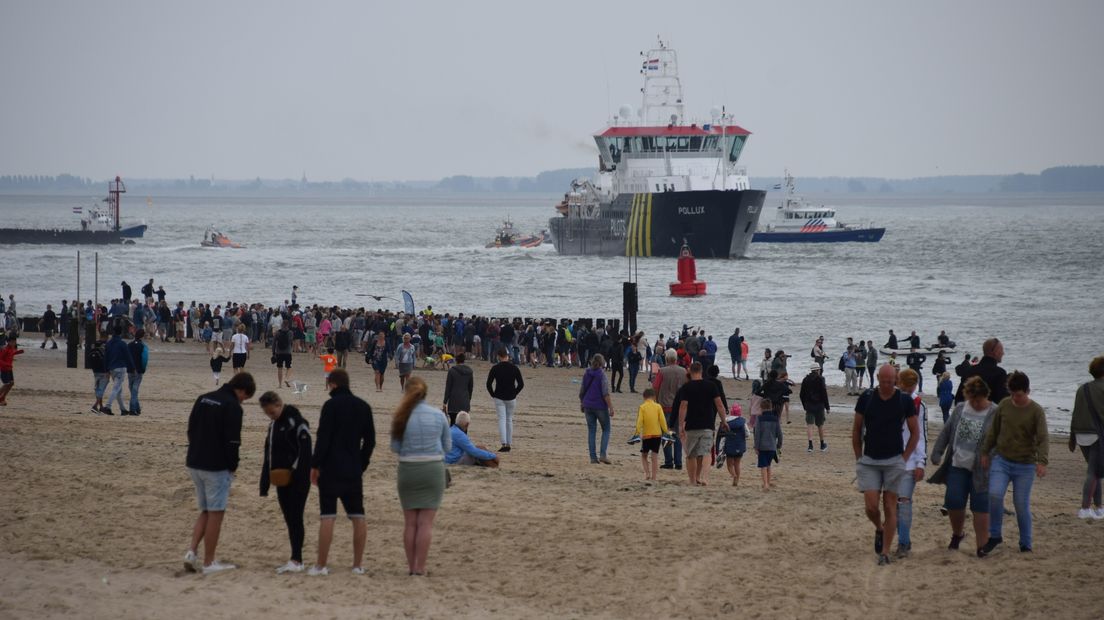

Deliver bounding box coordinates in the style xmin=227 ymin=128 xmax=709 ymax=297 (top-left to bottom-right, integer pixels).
xmin=811 ymin=364 xmax=821 ymax=372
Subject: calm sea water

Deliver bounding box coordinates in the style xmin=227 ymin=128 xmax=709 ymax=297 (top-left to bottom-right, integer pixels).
xmin=1 ymin=192 xmax=1102 ymax=430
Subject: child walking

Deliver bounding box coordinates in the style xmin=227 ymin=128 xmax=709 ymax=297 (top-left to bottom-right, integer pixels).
xmin=210 ymin=346 xmax=231 ymax=385
xmin=754 ymin=399 xmax=783 ymax=491
xmin=635 ymin=388 xmax=669 ymax=481
xmin=723 ymin=404 xmax=749 ymax=486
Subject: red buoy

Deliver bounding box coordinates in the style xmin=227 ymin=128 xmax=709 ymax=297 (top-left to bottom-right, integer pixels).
xmin=669 ymin=243 xmax=706 ymax=297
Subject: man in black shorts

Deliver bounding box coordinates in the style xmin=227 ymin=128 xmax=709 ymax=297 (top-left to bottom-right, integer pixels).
xmin=273 ymin=323 xmax=294 ymax=388
xmin=40 ymin=305 xmax=58 ymax=349
xmin=852 ymin=364 xmax=920 ymax=566
xmin=310 ymin=369 xmax=375 ymax=576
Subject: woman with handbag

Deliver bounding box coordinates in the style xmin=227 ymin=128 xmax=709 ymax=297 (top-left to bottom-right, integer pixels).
xmin=259 ymin=391 xmax=313 ymax=574
xmin=928 ymin=376 xmax=997 ymax=556
xmin=1069 ymin=355 xmax=1104 ymax=520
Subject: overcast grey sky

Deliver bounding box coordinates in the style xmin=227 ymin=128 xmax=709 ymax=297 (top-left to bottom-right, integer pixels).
xmin=1 ymin=0 xmax=1101 ymax=181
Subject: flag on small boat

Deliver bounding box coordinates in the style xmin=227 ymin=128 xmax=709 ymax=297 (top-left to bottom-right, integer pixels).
xmin=772 ymin=183 xmax=782 ymax=190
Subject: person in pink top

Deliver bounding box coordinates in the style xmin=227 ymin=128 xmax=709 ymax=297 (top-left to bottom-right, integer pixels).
xmin=318 ymin=315 xmax=332 ymax=350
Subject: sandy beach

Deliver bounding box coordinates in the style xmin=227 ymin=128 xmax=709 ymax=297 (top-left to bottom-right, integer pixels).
xmin=0 ymin=341 xmax=1101 ymax=619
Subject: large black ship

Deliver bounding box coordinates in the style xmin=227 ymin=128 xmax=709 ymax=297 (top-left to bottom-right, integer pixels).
xmin=0 ymin=176 xmax=147 ymax=245
xmin=549 ymin=39 xmax=764 ymax=258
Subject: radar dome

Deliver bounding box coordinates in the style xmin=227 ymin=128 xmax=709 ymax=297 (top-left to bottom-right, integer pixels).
xmin=710 ymin=106 xmax=723 ymax=120
xmin=618 ymin=104 xmax=635 ymax=120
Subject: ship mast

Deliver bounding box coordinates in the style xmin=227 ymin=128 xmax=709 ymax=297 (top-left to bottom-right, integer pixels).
xmin=639 ymin=36 xmax=684 ymax=125
xmin=108 ymin=176 xmax=126 ymax=232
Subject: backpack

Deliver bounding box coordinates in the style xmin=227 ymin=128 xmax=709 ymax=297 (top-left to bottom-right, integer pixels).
xmin=88 ymin=346 xmax=106 ymax=372
xmin=838 ymin=355 xmax=847 ymax=372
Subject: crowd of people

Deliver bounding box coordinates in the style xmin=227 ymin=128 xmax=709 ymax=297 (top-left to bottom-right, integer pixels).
xmin=2 ymin=282 xmax=1103 ymax=572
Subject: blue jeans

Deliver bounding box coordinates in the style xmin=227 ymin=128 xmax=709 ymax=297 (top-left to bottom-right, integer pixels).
xmin=988 ymin=454 xmax=1036 ymax=548
xmin=662 ymin=411 xmax=682 ymax=467
xmin=128 ymin=372 xmax=143 ymax=412
xmin=510 ymin=344 xmax=521 ymax=365
xmin=108 ymin=368 xmax=128 ymax=411
xmin=896 ymin=472 xmax=917 ymax=546
xmin=584 ymin=408 xmax=610 ymax=461
xmin=628 ymin=363 xmax=639 ymax=391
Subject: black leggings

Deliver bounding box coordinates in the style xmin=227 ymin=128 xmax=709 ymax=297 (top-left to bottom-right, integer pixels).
xmin=867 ymin=366 xmax=875 ymax=384
xmin=277 ymin=482 xmax=310 ymax=562
xmin=611 ymin=365 xmax=624 ymax=391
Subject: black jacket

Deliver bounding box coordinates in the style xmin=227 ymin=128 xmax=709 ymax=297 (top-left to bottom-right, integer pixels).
xmin=312 ymin=387 xmax=375 ymax=493
xmin=487 ymin=361 xmax=524 ymax=400
xmin=760 ymin=378 xmax=792 ymax=412
xmin=260 ymin=405 xmax=312 ymax=496
xmin=954 ymin=356 xmax=1009 ymax=404
xmin=443 ymin=363 xmax=474 ymax=414
xmin=186 ymin=384 xmax=243 ymax=473
xmin=799 ymin=372 xmax=830 ymax=411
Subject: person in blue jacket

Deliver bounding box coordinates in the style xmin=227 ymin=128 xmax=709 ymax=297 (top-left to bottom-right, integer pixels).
xmin=937 ymin=372 xmax=954 ymax=423
xmin=127 ymin=329 xmax=149 ymax=416
xmin=445 ymin=411 xmax=500 ymax=467
xmin=104 ymin=325 xmax=135 ymax=415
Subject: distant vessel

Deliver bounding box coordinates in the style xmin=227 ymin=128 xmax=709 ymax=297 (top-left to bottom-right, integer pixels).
xmin=752 ymin=171 xmax=885 ymax=243
xmin=485 ymin=217 xmax=545 ymax=249
xmin=549 ymin=38 xmax=765 ymax=258
xmin=201 ymin=227 xmax=245 ymax=248
xmin=0 ymin=176 xmax=147 ymax=244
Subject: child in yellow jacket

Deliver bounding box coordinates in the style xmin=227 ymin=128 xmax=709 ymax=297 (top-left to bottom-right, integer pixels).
xmin=635 ymin=388 xmax=669 ymax=481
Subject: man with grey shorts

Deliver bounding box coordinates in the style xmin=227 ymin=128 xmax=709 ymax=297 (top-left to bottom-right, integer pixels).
xmin=677 ymin=362 xmax=727 ymax=486
xmin=852 ymin=364 xmax=920 ymax=566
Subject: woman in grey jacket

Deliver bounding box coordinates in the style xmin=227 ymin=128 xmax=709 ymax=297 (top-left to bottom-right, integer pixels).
xmin=928 ymin=376 xmax=997 ymax=556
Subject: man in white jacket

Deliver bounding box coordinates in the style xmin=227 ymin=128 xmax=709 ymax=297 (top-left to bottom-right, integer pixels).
xmin=895 ymin=368 xmax=927 ymax=559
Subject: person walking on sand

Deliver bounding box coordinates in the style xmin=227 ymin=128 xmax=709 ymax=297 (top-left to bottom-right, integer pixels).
xmin=654 ymin=350 xmax=688 ymax=470
xmin=635 ymin=388 xmax=668 ymax=481
xmin=893 ymin=368 xmax=927 ymax=559
xmin=104 ymin=325 xmax=135 ymax=415
xmin=800 ymin=365 xmax=830 ymax=453
xmin=954 ymin=337 xmax=1009 ymax=405
xmin=866 ymin=341 xmax=878 ymax=386
xmin=442 ymin=353 xmax=474 ymax=425
xmin=230 ymin=324 xmax=250 ymax=375
xmin=580 ymin=353 xmax=615 ymax=464
xmin=391 ymin=376 xmax=450 ymax=577
xmin=852 ymin=364 xmax=921 ymax=566
xmin=0 ymin=335 xmax=25 ymax=407
xmin=487 ymin=347 xmax=524 ymax=452
xmin=978 ymin=371 xmax=1048 ymax=556
xmin=395 ymin=333 xmax=417 ymax=390
xmin=273 ymin=322 xmax=294 ymax=388
xmin=127 ymin=329 xmax=149 ymax=416
xmin=259 ymin=391 xmax=313 ymax=574
xmin=367 ymin=331 xmax=390 ymax=393
xmin=1069 ymin=355 xmax=1104 ymax=520
xmin=183 ymin=372 xmax=256 ymax=575
xmin=310 ymin=369 xmax=375 ymax=576
xmin=754 ymin=399 xmax=782 ymax=491
xmin=39 ymin=304 xmax=58 ymax=349
xmin=676 ymin=362 xmax=727 ymax=486
xmin=928 ymin=376 xmax=998 ymax=556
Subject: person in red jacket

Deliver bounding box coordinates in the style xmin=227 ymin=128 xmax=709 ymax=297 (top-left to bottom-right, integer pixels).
xmin=0 ymin=336 xmax=26 ymax=406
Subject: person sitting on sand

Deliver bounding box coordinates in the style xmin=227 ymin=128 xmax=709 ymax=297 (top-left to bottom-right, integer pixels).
xmin=445 ymin=411 xmax=499 ymax=467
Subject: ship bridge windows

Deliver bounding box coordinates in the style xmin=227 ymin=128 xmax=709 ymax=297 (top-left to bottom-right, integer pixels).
xmin=726 ymin=135 xmax=747 ymax=162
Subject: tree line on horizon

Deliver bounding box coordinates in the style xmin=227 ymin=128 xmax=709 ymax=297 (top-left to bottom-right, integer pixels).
xmin=2 ymin=166 xmax=1102 ymax=195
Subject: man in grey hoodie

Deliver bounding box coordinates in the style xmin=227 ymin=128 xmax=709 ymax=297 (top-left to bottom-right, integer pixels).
xmin=443 ymin=353 xmax=474 ymax=425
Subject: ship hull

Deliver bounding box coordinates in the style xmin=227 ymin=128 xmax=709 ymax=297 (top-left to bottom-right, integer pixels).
xmin=752 ymin=227 xmax=885 ymax=243
xmin=0 ymin=225 xmax=146 ymax=245
xmin=549 ymin=189 xmax=766 ymax=258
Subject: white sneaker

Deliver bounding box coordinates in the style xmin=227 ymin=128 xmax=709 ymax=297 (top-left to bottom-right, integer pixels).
xmin=1093 ymin=507 xmax=1104 ymax=520
xmin=183 ymin=550 xmax=199 ymax=573
xmin=202 ymin=560 xmax=237 ymax=575
xmin=351 ymin=566 xmax=365 ymax=575
xmin=276 ymin=560 xmax=304 ymax=574
xmin=1078 ymin=508 xmax=1094 ymax=519
xmin=307 ymin=565 xmax=329 ymax=576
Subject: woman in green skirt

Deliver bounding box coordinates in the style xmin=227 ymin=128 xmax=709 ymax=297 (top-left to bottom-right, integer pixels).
xmin=390 ymin=376 xmax=451 ymax=576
